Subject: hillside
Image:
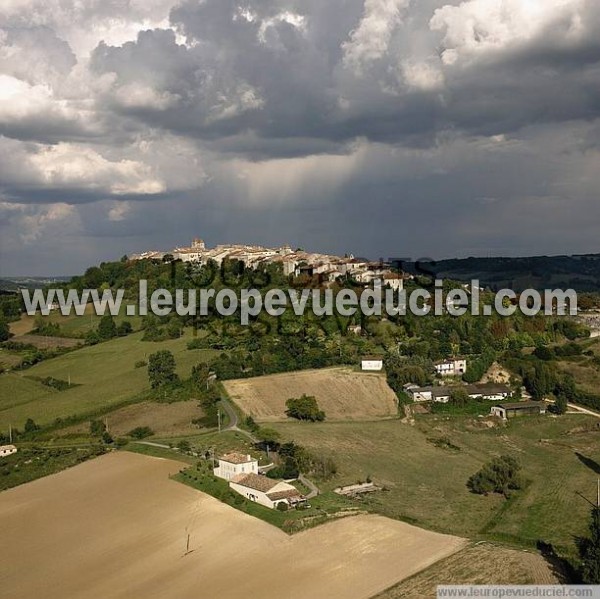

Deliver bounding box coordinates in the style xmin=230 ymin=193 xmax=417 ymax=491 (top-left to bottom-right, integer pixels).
xmin=422 ymin=253 xmax=600 ymax=292
xmin=0 ymin=330 xmax=215 ymax=430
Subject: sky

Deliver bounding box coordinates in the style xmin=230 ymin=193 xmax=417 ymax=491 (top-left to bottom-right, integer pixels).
xmin=1 ymin=0 xmax=600 ymax=276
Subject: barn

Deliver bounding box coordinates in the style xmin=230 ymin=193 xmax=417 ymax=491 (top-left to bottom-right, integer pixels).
xmin=490 ymin=401 xmax=546 ymax=420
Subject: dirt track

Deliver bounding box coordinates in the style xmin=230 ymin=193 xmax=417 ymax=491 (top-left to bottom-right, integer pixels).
xmin=0 ymin=452 xmax=465 ymax=599
xmin=223 ymin=367 xmax=399 ymax=422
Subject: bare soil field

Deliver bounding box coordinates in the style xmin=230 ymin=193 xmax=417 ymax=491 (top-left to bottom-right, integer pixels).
xmin=223 ymin=367 xmax=399 ymax=422
xmin=0 ymin=452 xmax=464 ymax=599
xmin=65 ymin=400 xmax=204 ymax=437
xmin=376 ymin=543 xmax=562 ymax=598
xmin=8 ymin=314 xmax=36 ymax=337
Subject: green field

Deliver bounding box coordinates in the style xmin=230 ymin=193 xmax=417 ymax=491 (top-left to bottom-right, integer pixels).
xmin=9 ymin=304 xmax=144 ymax=339
xmin=270 ymin=413 xmax=600 ymax=554
xmin=0 ymin=329 xmax=216 ymax=431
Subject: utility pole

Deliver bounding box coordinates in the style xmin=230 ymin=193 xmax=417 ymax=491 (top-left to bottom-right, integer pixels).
xmin=9 ymin=424 xmax=12 ymax=443
xmin=217 ymin=409 xmax=221 ymax=433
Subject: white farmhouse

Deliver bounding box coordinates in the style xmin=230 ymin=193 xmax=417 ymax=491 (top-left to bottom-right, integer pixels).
xmin=0 ymin=444 xmax=17 ymax=458
xmin=406 ymin=383 xmax=511 ymax=404
xmin=213 ymin=452 xmax=258 ymax=481
xmin=435 ymin=358 xmax=467 ymax=377
xmin=229 ymin=473 xmax=303 ymax=509
xmin=361 ymin=356 xmax=384 ymax=371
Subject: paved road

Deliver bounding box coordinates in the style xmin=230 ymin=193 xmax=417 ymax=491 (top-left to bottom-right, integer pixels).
xmin=219 ymin=396 xmax=259 ymax=442
xmin=219 ymin=396 xmax=240 ymax=432
xmin=299 ymin=474 xmax=320 ymax=499
xmin=135 ymin=441 xmax=171 ymax=449
xmin=219 ymin=395 xmax=321 ymax=497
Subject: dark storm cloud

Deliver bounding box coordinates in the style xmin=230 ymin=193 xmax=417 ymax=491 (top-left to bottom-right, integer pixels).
xmin=2 ymin=0 xmax=600 ymax=276
xmin=82 ymin=0 xmax=600 ymax=156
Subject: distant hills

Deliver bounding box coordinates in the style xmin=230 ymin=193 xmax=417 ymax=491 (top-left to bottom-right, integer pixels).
xmin=421 ymin=253 xmax=600 ymax=292
xmin=0 ymin=277 xmax=71 ymax=292
xmin=3 ymin=252 xmax=600 ymax=293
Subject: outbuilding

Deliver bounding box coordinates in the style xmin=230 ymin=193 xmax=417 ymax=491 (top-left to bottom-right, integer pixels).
xmin=490 ymin=401 xmax=546 ymax=420
xmin=0 ymin=444 xmax=17 ymax=458
xmin=229 ymin=473 xmax=303 ymax=509
xmin=361 ymin=356 xmax=384 ymax=371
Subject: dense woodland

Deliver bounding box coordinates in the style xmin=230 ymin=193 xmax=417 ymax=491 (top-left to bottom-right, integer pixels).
xmin=1 ymin=256 xmax=599 ymax=413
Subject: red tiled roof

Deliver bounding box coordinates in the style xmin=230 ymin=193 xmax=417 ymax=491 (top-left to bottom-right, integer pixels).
xmin=230 ymin=473 xmax=279 ymax=493
xmin=219 ymin=452 xmax=255 ymax=465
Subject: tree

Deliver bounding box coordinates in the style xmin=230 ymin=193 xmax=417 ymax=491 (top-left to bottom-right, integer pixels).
xmin=147 ymin=350 xmax=178 ymax=388
xmin=524 ymin=362 xmax=556 ymax=401
xmin=274 ymin=441 xmax=311 ymax=476
xmin=580 ymin=506 xmax=600 ymax=583
xmin=98 ymin=314 xmax=117 ymax=340
xmin=90 ymin=419 xmax=106 ymax=436
xmin=177 ymin=440 xmax=191 ymax=453
xmin=85 ymin=329 xmax=101 ymax=345
xmin=33 ymin=316 xmax=61 ymax=337
xmin=467 ymin=455 xmax=523 ymax=497
xmin=24 ymin=418 xmax=40 ymax=434
xmin=166 ymin=318 xmax=182 ymax=339
xmin=128 ymin=426 xmax=154 ymax=439
xmin=84 ymin=266 xmax=104 ymax=288
xmin=449 ymin=387 xmax=471 ymax=407
xmin=553 ymin=394 xmax=568 ymax=415
xmin=0 ymin=318 xmax=9 ymax=342
xmin=191 ymin=363 xmax=210 ymax=390
xmin=245 ymin=415 xmax=259 ymax=433
xmin=256 ymin=427 xmax=281 ymax=450
xmin=117 ymin=321 xmax=132 ymax=336
xmin=534 ymin=346 xmax=554 ymax=361
xmin=267 ymin=457 xmax=300 ymax=479
xmin=285 ymin=394 xmax=326 ymax=422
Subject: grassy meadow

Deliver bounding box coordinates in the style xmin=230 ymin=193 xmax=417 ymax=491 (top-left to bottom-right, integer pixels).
xmin=0 ymin=329 xmax=216 ymax=431
xmin=9 ymin=303 xmax=145 ymax=339
xmin=270 ymin=413 xmax=600 ymax=554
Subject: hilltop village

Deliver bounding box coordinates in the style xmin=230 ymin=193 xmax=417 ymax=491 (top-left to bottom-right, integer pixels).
xmin=131 ymin=238 xmax=405 ymax=288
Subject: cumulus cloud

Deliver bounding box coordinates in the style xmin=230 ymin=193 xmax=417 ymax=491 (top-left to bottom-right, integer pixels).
xmin=342 ymin=0 xmax=410 ymax=74
xmin=0 ymin=25 xmax=76 ymax=87
xmin=28 ymin=143 xmax=166 ymax=195
xmin=0 ymin=0 xmax=181 ymax=57
xmin=430 ymin=0 xmax=589 ymax=65
xmin=0 ymin=75 xmax=101 ymax=142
